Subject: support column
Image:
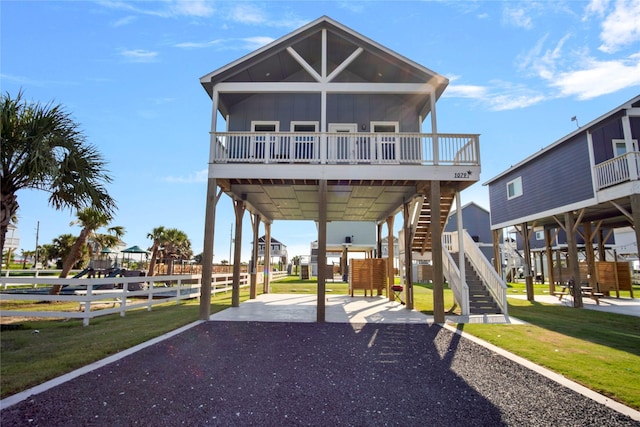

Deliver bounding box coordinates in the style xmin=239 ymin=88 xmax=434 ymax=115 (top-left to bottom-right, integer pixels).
xmin=377 ymin=222 xmax=383 ymax=259
xmin=264 ymin=222 xmax=271 ymax=293
xmin=317 ymin=180 xmax=327 ymax=322
xmin=386 ymin=215 xmax=395 ymax=299
xmin=431 ymin=181 xmax=444 ymax=322
xmin=232 ymin=200 xmax=245 ymax=307
xmin=631 ymin=194 xmax=640 ymax=274
xmin=456 ymin=191 xmax=465 ymax=296
xmin=492 ymin=228 xmax=502 ymax=277
xmin=565 ymin=211 xmax=583 ymax=308
xmin=545 ymin=228 xmax=555 ymax=294
xmin=250 ymin=213 xmax=261 ymax=299
xmin=403 ymin=201 xmax=414 ymax=309
xmin=583 ymin=222 xmax=597 ymax=290
xmin=521 ymin=223 xmax=534 ymax=301
xmin=199 ymin=178 xmax=219 ymax=320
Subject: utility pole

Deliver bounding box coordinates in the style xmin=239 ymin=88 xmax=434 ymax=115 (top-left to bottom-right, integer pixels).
xmin=34 ymin=221 xmax=40 ymax=268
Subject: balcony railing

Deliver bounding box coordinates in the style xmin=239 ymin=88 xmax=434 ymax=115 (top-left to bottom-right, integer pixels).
xmin=594 ymin=152 xmax=640 ymax=190
xmin=210 ymin=132 xmax=480 ymax=166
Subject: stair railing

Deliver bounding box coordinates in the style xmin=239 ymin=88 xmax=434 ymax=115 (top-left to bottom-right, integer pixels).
xmin=460 ymin=230 xmax=509 ymax=315
xmin=442 ymin=235 xmax=470 ymax=315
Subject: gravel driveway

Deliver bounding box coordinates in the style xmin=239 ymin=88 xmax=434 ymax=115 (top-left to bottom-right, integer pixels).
xmin=1 ymin=321 xmax=637 ymax=426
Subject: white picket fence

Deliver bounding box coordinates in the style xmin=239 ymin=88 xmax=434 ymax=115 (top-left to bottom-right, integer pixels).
xmin=0 ymin=271 xmax=288 ymax=326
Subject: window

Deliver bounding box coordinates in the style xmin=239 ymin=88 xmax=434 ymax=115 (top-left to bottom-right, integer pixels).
xmin=535 ymin=231 xmax=544 ymax=240
xmin=612 ymin=139 xmax=638 ymax=157
xmin=507 ymin=176 xmax=522 ymax=200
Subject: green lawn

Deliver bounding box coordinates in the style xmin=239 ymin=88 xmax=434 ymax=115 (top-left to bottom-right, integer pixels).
xmin=1 ymin=278 xmax=639 ymax=411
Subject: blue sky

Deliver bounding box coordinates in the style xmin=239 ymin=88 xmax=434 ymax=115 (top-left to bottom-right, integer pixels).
xmin=2 ymin=0 xmax=640 ymax=263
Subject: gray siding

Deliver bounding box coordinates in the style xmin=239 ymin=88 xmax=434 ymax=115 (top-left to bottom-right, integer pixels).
xmin=227 ymin=93 xmax=419 ymax=132
xmin=489 ymin=133 xmax=594 ymax=226
xmin=444 ymin=203 xmax=493 ymax=244
xmin=590 ymin=111 xmax=625 ymax=164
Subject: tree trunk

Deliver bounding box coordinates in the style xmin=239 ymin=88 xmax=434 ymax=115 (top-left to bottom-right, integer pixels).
xmin=51 ymin=228 xmax=90 ymax=295
xmin=0 ymin=191 xmax=19 ymax=268
xmin=147 ymin=244 xmax=159 ymax=276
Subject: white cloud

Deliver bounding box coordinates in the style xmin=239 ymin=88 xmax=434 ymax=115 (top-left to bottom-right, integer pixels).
xmin=120 ymin=49 xmax=158 ymax=63
xmin=503 ymin=6 xmax=533 ymax=29
xmin=445 ymin=80 xmax=545 ymax=111
xmin=226 ymin=3 xmax=265 ymax=25
xmin=598 ymin=0 xmax=640 ymax=53
xmin=585 ymin=0 xmax=611 ymax=17
xmin=175 ymin=36 xmax=274 ymax=51
xmin=112 ymin=15 xmax=136 ymax=27
xmin=169 ymin=0 xmax=215 ymax=17
xmin=165 ymin=169 xmax=208 ymax=183
xmin=98 ymin=0 xmax=213 ymax=18
xmin=551 ymin=53 xmax=640 ymax=99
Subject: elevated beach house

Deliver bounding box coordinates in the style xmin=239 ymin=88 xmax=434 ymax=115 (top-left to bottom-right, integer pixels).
xmin=198 ymin=16 xmax=496 ymax=321
xmin=484 ymin=95 xmax=640 ymax=306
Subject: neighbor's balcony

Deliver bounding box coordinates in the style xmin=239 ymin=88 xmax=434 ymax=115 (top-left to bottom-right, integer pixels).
xmin=209 ymin=132 xmax=480 ymax=166
xmin=594 ymin=151 xmax=640 ymax=190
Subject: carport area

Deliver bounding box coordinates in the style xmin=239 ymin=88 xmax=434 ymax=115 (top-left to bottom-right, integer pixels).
xmin=209 ymin=293 xmax=520 ymax=324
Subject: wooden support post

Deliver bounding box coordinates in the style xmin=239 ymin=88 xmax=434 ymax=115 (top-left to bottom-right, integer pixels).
xmin=232 ymin=199 xmax=245 ymax=308
xmin=250 ymin=213 xmax=260 ymax=299
xmin=545 ymin=228 xmax=555 ymax=294
xmin=492 ymin=228 xmax=502 ymax=277
xmin=317 ymin=180 xmax=327 ymax=322
xmin=564 ymin=211 xmax=583 ymax=308
xmin=630 ymin=193 xmax=640 ymax=295
xmin=199 ymin=178 xmax=219 ymax=320
xmin=431 ymin=181 xmax=444 ymax=322
xmin=583 ymin=222 xmax=597 ymax=290
xmin=403 ymin=200 xmax=414 ymax=309
xmin=264 ymin=223 xmax=271 ymax=294
xmin=521 ymin=222 xmax=534 ymax=301
xmin=386 ymin=215 xmax=395 ymax=299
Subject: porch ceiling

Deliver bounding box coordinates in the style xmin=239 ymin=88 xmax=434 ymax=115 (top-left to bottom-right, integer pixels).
xmin=217 ymin=178 xmax=466 ymax=224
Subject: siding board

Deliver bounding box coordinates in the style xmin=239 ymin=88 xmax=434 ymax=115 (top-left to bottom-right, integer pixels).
xmin=489 ymin=134 xmax=593 ymax=226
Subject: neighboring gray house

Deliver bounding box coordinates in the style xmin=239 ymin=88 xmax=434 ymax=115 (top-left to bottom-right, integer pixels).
xmin=257 ymin=236 xmax=287 ymax=267
xmin=198 ymin=16 xmax=485 ymax=321
xmin=444 ymin=202 xmax=495 ymax=262
xmin=484 ymin=95 xmax=640 ymax=297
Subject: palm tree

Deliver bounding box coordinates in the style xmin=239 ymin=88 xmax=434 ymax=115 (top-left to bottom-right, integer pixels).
xmin=51 ymin=233 xmax=77 ymax=268
xmin=0 ymin=90 xmax=116 ymax=258
xmin=163 ymin=228 xmax=191 ymax=276
xmin=146 ymin=226 xmax=166 ymax=276
xmin=51 ymin=208 xmax=122 ymax=294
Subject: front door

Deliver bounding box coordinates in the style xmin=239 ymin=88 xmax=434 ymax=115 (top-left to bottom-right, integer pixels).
xmin=328 ymin=123 xmax=357 ymax=163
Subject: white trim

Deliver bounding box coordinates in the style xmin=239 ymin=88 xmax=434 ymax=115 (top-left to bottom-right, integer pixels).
xmin=490 ymin=198 xmax=598 ymax=230
xmin=506 ymin=176 xmax=523 ymax=200
xmin=214 ymin=81 xmax=436 ymax=94
xmin=291 ymin=121 xmax=319 ymax=132
xmin=251 ymin=121 xmax=279 ymax=132
xmin=371 ymin=121 xmax=399 ymax=132
xmin=328 ymin=123 xmax=357 ymax=133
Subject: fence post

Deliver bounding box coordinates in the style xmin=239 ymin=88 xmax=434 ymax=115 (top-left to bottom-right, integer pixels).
xmin=83 ymin=284 xmax=93 ymax=327
xmin=120 ymin=281 xmax=127 ymax=317
xmin=176 ymin=277 xmax=182 ymax=305
xmin=147 ymin=279 xmax=154 ymax=311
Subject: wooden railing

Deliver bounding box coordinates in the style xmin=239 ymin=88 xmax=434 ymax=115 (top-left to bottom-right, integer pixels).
xmin=594 ymin=152 xmax=640 ymax=190
xmin=442 ymin=231 xmax=508 ymax=316
xmin=0 ymin=271 xmax=289 ymax=326
xmin=210 ymin=132 xmax=480 ymax=166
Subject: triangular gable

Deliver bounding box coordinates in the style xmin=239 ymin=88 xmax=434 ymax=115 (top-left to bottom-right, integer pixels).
xmin=200 ymin=15 xmax=448 ymax=101
xmin=258 ymin=236 xmax=285 ymax=246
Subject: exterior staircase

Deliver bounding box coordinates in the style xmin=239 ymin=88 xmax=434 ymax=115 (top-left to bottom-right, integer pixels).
xmin=411 ymin=192 xmax=455 ymax=254
xmin=456 ymin=254 xmax=501 ymax=314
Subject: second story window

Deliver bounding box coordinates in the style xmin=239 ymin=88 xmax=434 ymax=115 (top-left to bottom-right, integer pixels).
xmin=507 ymin=176 xmax=523 ymax=200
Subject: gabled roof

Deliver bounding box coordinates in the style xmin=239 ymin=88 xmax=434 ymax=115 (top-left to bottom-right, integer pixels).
xmin=483 ymin=94 xmax=640 ymax=186
xmin=258 ymin=236 xmax=285 ymax=246
xmin=200 ymin=15 xmax=448 ymax=116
